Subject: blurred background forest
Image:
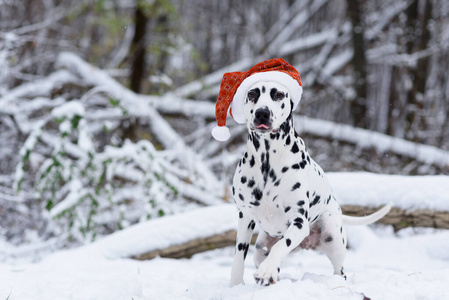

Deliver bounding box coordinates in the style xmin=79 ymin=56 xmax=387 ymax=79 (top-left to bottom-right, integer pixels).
xmin=1 ymin=0 xmax=449 ymax=251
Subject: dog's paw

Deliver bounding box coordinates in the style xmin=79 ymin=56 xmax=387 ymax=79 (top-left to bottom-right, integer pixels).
xmin=254 ymin=263 xmax=280 ymax=286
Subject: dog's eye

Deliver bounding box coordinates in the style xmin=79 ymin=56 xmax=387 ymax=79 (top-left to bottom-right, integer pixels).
xmin=274 ymin=92 xmax=285 ymax=100
xmin=248 ymin=91 xmax=256 ymax=101
xmin=247 ymin=89 xmax=260 ymax=102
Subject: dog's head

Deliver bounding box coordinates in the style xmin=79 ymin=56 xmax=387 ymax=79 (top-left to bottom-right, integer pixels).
xmin=243 ymin=81 xmax=293 ymax=134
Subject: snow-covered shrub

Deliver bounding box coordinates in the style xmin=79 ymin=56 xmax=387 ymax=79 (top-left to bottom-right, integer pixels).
xmin=14 ymin=97 xmax=180 ymax=242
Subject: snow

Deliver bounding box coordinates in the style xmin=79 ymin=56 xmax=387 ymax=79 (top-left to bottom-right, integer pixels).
xmin=2 ymin=172 xmax=449 ymax=299
xmin=328 ymin=172 xmax=449 ymax=211
xmin=51 ymin=100 xmax=85 ymax=119
xmin=1 ymin=199 xmax=449 ymax=300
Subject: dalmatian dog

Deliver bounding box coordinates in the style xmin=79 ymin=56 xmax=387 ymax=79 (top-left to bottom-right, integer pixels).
xmin=230 ymin=81 xmax=391 ymax=286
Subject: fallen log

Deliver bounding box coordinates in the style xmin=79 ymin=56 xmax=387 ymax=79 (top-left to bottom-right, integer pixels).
xmin=342 ymin=205 xmax=449 ymax=231
xmin=133 ymin=230 xmax=238 ymax=260
xmin=132 ymin=205 xmax=449 ymax=260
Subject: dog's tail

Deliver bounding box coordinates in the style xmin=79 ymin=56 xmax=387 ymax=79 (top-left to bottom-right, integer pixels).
xmin=342 ymin=205 xmax=391 ymax=226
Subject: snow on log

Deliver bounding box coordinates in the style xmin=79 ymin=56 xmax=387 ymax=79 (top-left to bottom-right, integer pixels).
xmin=81 ymin=204 xmax=237 ymax=260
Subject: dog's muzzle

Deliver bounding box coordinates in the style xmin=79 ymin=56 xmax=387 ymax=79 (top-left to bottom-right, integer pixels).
xmin=253 ymin=107 xmax=272 ymax=132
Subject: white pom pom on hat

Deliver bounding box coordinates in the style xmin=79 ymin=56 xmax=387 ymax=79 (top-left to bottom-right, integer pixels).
xmin=211 ymin=58 xmax=303 ymax=141
xmin=211 ymin=125 xmax=231 ymax=141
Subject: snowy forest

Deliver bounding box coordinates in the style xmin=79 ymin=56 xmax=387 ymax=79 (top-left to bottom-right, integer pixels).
xmin=1 ymin=0 xmax=449 ymax=299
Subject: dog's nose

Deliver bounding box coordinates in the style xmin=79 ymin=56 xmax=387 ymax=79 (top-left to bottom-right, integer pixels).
xmin=254 ymin=107 xmax=270 ymax=124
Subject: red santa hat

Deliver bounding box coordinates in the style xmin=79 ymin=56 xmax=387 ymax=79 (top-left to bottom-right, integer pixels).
xmin=211 ymin=58 xmax=303 ymax=141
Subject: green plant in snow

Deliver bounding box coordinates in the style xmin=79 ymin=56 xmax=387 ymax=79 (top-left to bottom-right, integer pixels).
xmin=15 ymin=99 xmax=178 ymax=243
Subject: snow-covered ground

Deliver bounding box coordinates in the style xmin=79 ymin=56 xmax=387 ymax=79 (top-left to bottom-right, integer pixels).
xmin=1 ymin=172 xmax=449 ymax=300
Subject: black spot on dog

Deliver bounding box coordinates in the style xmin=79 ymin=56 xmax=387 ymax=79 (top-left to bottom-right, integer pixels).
xmin=325 ymin=236 xmax=333 ymax=243
xmin=238 ymin=242 xmax=250 ymax=259
xmin=286 ymin=238 xmax=292 ymax=247
xmin=274 ymin=179 xmax=281 ymax=186
xmin=281 ymin=166 xmax=289 ymax=173
xmin=239 ymin=194 xmax=244 ymax=201
xmin=270 ymin=88 xmax=278 ymax=101
xmin=279 ymin=116 xmax=291 ymax=138
xmin=250 ymin=201 xmax=260 ymax=206
xmin=239 ymin=211 xmax=243 ymax=218
xmin=285 ymin=135 xmax=291 ymax=145
xmin=262 ymin=86 xmax=266 ymax=93
xmin=248 ymin=220 xmax=256 ymax=230
xmin=269 ymin=169 xmax=276 ymax=179
xmin=264 ymin=139 xmax=270 ymax=151
xmin=232 ymin=187 xmax=235 ymax=195
xmin=252 ymin=188 xmax=262 ymax=201
xmin=298 ymin=208 xmax=305 ymax=215
xmin=238 ymin=243 xmax=245 ymax=251
xmin=281 ymin=103 xmax=285 ymax=109
xmin=297 ymin=200 xmax=305 ymax=206
xmin=241 ymin=176 xmax=247 ymax=184
xmin=284 ymin=206 xmax=291 ymax=213
xmin=310 ymin=195 xmax=321 ymax=208
xmin=293 ymin=217 xmax=303 ymax=229
xmin=248 ymin=179 xmax=255 ymax=188
xmin=292 ymin=182 xmax=301 ymax=191
xmin=249 ymin=155 xmax=255 ymax=167
xmin=291 ymin=142 xmax=299 ymax=153
xmin=252 ymin=133 xmax=260 ymax=151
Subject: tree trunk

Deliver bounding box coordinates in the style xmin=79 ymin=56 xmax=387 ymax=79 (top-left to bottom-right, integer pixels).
xmin=347 ymin=0 xmax=368 ymax=128
xmin=405 ymin=0 xmax=432 ymax=142
xmin=130 ymin=1 xmax=148 ymax=93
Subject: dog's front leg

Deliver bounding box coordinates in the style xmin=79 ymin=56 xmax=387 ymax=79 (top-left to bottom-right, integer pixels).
xmin=230 ymin=210 xmax=255 ymax=287
xmin=254 ymin=218 xmax=310 ymax=285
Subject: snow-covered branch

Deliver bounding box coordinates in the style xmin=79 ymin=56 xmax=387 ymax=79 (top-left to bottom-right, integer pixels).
xmin=295 ymin=116 xmax=449 ymax=169
xmin=57 ymin=52 xmax=223 ymax=196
